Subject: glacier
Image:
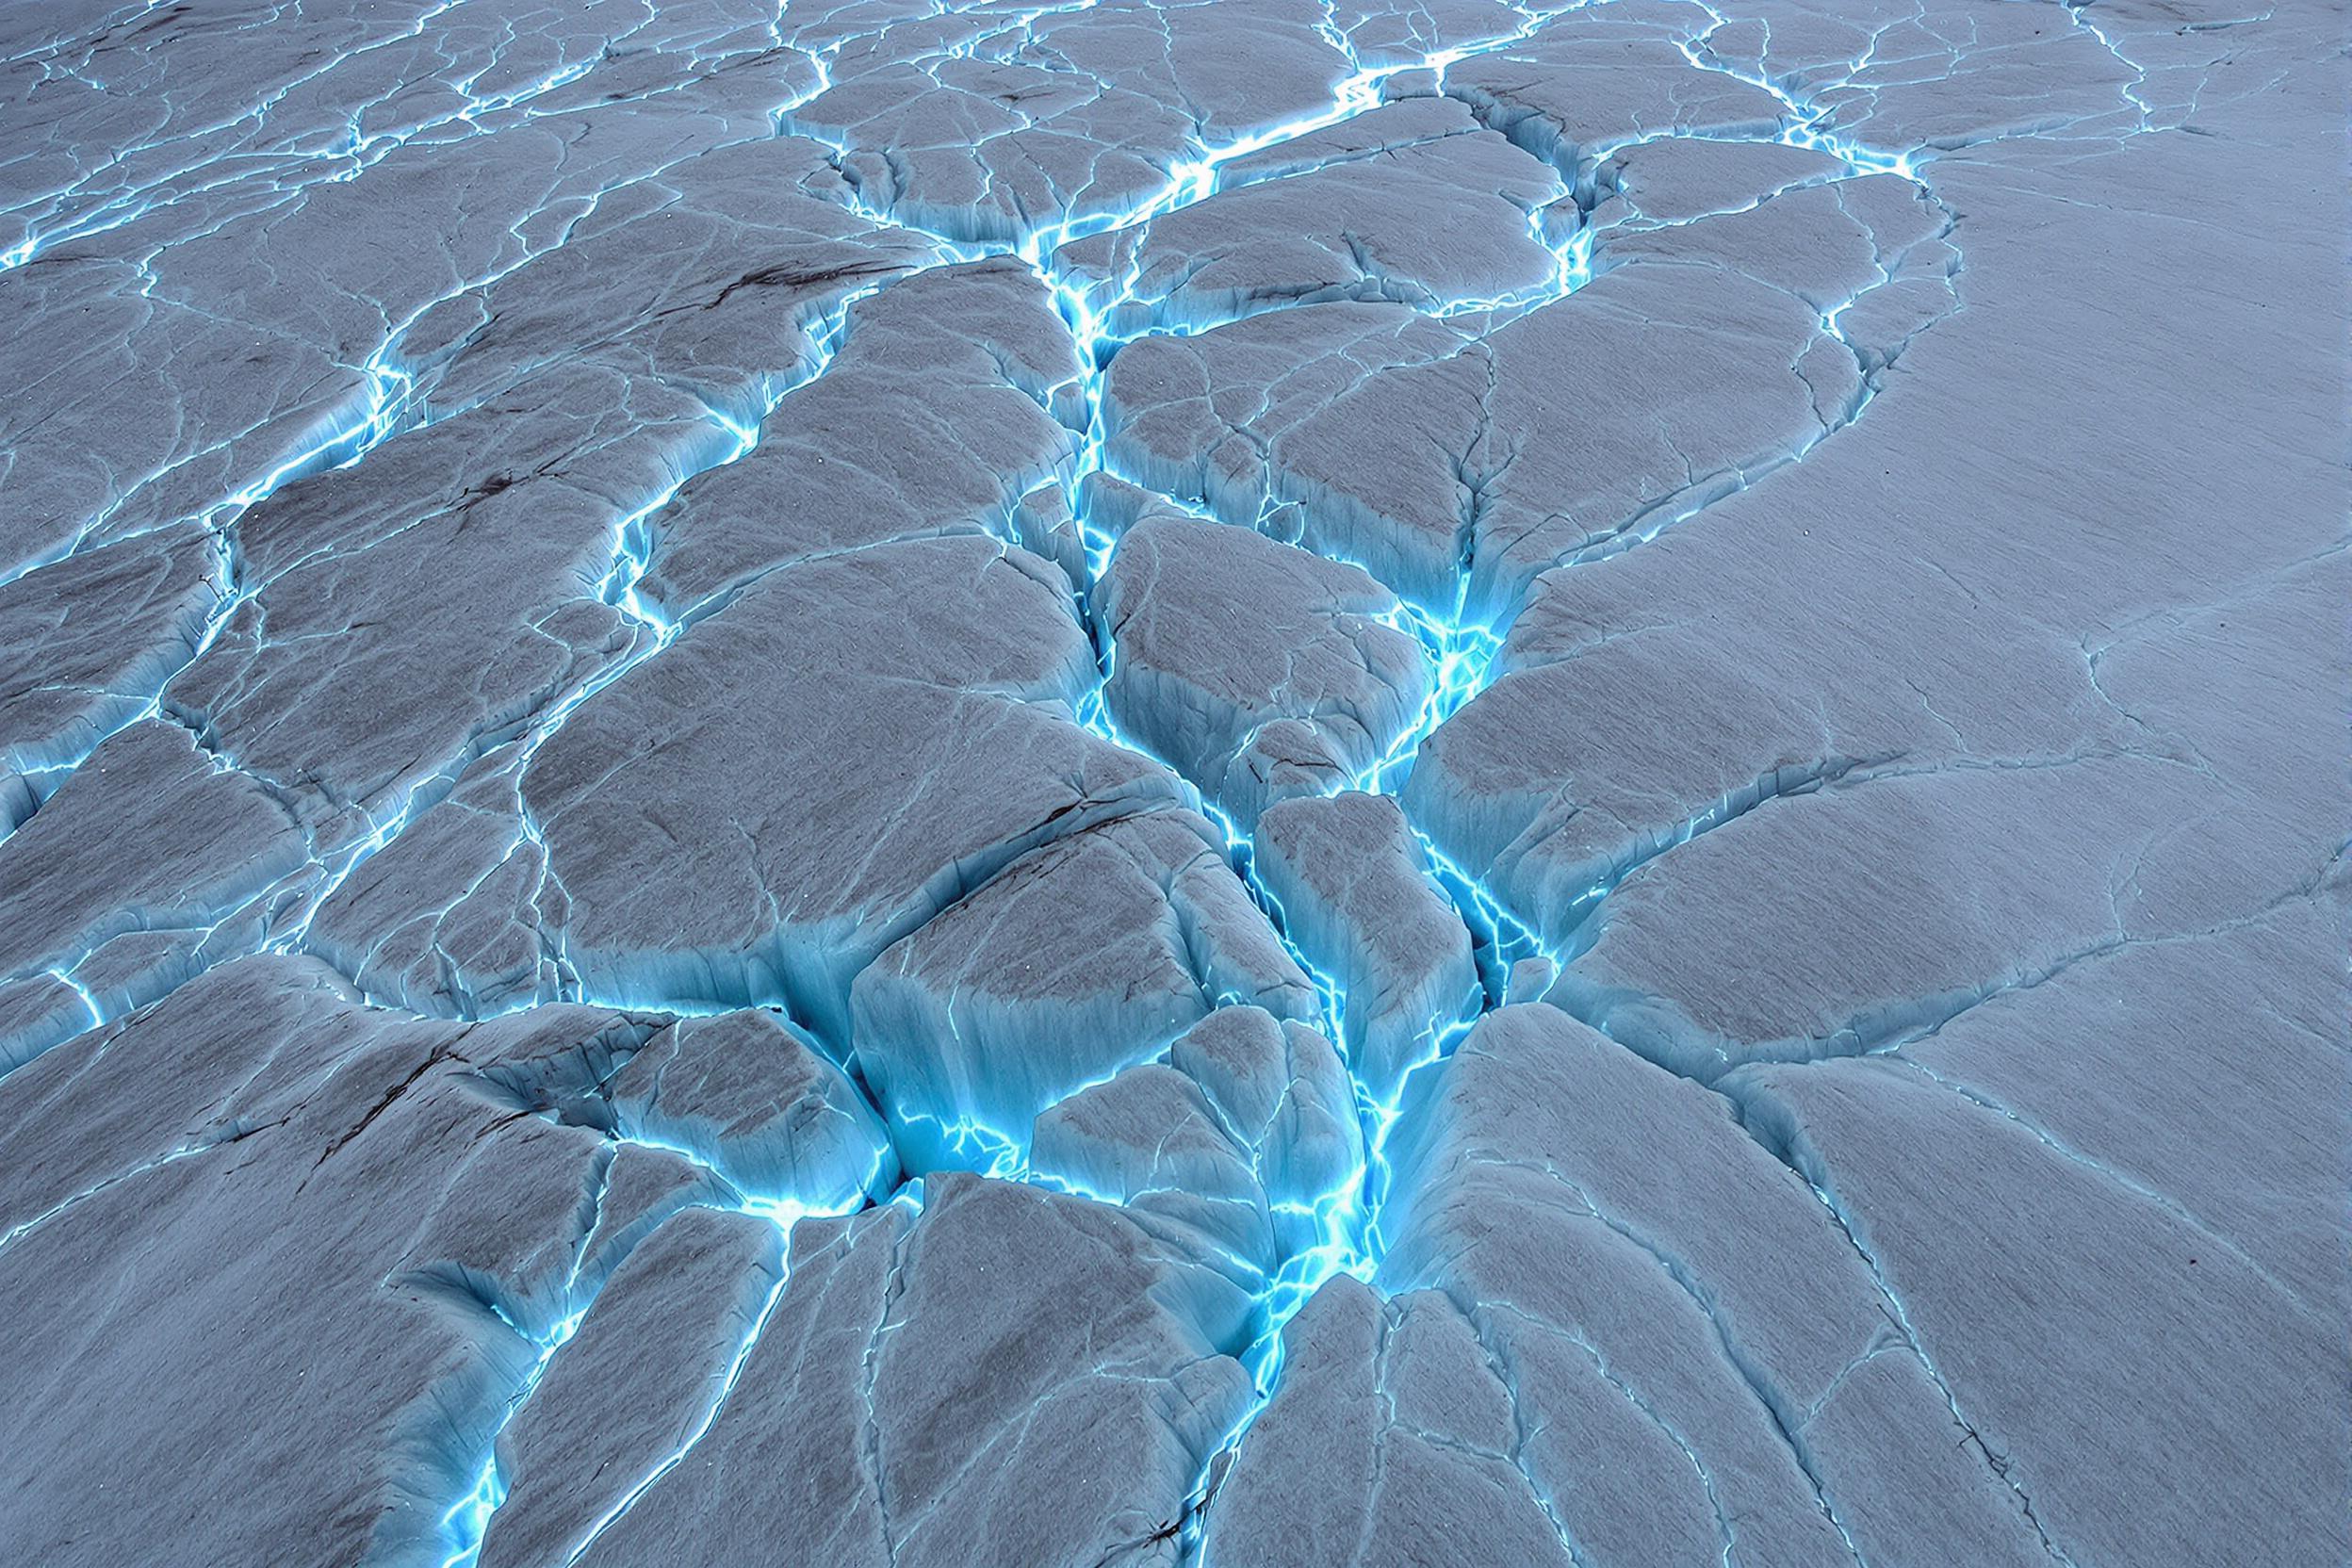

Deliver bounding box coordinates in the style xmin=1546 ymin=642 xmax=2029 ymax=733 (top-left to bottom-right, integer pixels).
xmin=0 ymin=0 xmax=2342 ymax=1564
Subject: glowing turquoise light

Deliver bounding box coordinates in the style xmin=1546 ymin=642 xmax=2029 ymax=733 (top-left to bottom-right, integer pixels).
xmin=437 ymin=1124 xmax=879 ymax=1568
xmin=0 ymin=2 xmax=2015 ymax=1558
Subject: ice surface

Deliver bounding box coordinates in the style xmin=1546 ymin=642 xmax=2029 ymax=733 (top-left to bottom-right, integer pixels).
xmin=0 ymin=0 xmax=2340 ymax=1562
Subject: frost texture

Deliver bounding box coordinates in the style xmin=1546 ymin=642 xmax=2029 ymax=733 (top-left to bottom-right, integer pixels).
xmin=0 ymin=1 xmax=2340 ymax=1564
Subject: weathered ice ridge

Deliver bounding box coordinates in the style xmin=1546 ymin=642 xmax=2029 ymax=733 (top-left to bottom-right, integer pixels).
xmin=0 ymin=1 xmax=2341 ymax=1564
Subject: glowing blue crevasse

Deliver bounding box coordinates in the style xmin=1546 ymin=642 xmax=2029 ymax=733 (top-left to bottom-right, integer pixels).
xmin=751 ymin=7 xmax=1940 ymax=1555
xmin=0 ymin=0 xmax=704 ymax=272
xmin=715 ymin=16 xmax=1593 ymax=1544
xmin=437 ymin=1123 xmax=896 ymax=1568
xmin=7 ymin=1 xmax=2006 ymax=1557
